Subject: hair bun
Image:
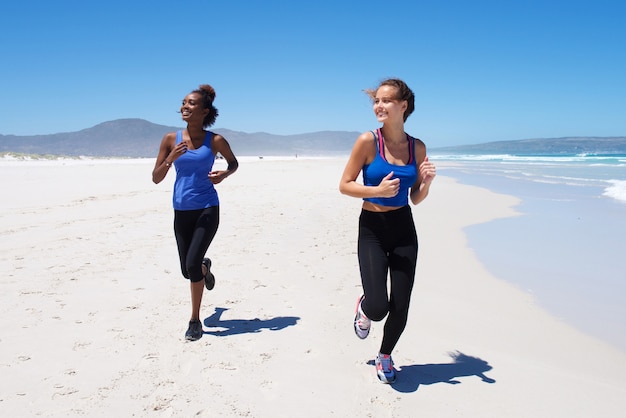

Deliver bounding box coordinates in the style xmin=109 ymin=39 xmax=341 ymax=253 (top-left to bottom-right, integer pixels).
xmin=198 ymin=84 xmax=216 ymax=101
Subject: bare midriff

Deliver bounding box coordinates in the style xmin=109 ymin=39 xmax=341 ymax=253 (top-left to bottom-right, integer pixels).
xmin=362 ymin=201 xmax=404 ymax=213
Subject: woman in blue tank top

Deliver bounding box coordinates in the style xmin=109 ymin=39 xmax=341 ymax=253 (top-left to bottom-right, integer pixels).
xmin=152 ymin=84 xmax=239 ymax=341
xmin=339 ymin=79 xmax=436 ymax=383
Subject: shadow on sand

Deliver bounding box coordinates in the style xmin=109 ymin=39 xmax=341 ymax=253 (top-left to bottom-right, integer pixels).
xmin=367 ymin=351 xmax=496 ymax=393
xmin=203 ymin=307 xmax=300 ymax=336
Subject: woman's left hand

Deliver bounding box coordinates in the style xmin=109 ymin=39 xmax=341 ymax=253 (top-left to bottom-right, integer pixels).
xmin=208 ymin=171 xmax=227 ymax=184
xmin=419 ymin=156 xmax=436 ymax=185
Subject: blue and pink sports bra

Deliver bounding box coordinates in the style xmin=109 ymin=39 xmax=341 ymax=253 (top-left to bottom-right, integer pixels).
xmin=362 ymin=128 xmax=418 ymax=207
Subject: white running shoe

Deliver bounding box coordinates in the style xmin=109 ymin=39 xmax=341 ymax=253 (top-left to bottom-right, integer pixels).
xmin=375 ymin=353 xmax=396 ymax=383
xmin=354 ymin=295 xmax=371 ymax=339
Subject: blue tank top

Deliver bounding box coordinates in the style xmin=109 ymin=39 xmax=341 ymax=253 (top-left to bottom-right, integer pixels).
xmin=363 ymin=128 xmax=418 ymax=207
xmin=172 ymin=130 xmax=219 ymax=210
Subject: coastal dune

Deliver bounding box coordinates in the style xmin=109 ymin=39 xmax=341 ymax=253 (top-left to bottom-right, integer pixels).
xmin=0 ymin=157 xmax=625 ymax=417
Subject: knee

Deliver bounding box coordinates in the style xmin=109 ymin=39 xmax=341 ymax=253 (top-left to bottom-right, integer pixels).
xmin=388 ymin=299 xmax=411 ymax=319
xmin=369 ymin=310 xmax=388 ymax=322
xmin=364 ymin=301 xmax=390 ymax=321
xmin=186 ymin=260 xmax=203 ymax=283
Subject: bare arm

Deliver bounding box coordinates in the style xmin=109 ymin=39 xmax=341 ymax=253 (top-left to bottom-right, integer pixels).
xmin=339 ymin=132 xmax=400 ymax=199
xmin=409 ymin=139 xmax=436 ymax=205
xmin=152 ymin=132 xmax=185 ymax=184
xmin=208 ymin=134 xmax=238 ymax=184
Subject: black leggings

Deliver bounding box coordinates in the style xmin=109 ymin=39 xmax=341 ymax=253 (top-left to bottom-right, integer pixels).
xmin=358 ymin=205 xmax=418 ymax=355
xmin=174 ymin=206 xmax=220 ymax=282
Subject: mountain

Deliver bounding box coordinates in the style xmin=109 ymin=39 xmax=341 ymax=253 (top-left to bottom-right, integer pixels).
xmin=2 ymin=119 xmax=625 ymax=157
xmin=432 ymin=137 xmax=626 ymax=155
xmin=0 ymin=119 xmax=359 ymax=158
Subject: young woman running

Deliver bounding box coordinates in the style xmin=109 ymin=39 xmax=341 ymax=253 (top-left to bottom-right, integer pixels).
xmin=152 ymin=84 xmax=238 ymax=341
xmin=339 ymin=78 xmax=436 ymax=383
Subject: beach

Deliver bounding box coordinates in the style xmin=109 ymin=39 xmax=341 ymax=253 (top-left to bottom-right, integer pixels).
xmin=1 ymin=157 xmax=625 ymax=417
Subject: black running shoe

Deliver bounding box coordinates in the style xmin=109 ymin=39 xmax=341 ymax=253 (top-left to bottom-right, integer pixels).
xmin=185 ymin=320 xmax=203 ymax=341
xmin=202 ymin=258 xmax=215 ymax=291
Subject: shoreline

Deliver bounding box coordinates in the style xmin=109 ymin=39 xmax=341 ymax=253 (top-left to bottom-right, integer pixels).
xmin=1 ymin=157 xmax=625 ymax=416
xmin=435 ymin=161 xmax=626 ymax=353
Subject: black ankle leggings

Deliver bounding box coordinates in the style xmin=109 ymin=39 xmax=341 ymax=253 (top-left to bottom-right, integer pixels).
xmin=358 ymin=205 xmax=418 ymax=355
xmin=174 ymin=206 xmax=220 ymax=282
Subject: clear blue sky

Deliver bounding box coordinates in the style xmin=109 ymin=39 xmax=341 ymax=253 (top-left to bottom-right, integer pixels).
xmin=1 ymin=0 xmax=624 ymax=146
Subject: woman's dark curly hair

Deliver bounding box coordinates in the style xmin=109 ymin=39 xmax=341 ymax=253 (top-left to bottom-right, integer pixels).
xmin=192 ymin=84 xmax=219 ymax=128
xmin=365 ymin=78 xmax=415 ymax=122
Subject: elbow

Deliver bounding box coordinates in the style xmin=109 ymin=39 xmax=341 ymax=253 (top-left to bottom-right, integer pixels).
xmin=339 ymin=179 xmax=356 ymax=196
xmin=225 ymin=158 xmax=239 ymax=174
xmin=411 ymin=190 xmax=429 ymax=205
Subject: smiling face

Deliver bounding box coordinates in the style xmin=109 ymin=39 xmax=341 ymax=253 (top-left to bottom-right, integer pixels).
xmin=373 ymin=85 xmax=408 ymax=124
xmin=180 ymin=92 xmax=209 ymax=123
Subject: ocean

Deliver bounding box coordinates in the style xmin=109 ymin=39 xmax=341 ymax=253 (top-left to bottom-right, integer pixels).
xmin=430 ymin=152 xmax=626 ymax=352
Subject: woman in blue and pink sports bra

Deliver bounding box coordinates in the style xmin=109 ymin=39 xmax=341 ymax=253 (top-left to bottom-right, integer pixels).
xmin=339 ymin=78 xmax=436 ymax=383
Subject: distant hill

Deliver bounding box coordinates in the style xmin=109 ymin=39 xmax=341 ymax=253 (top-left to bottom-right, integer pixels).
xmin=2 ymin=119 xmax=625 ymax=157
xmin=0 ymin=119 xmax=359 ymax=158
xmin=432 ymin=137 xmax=626 ymax=155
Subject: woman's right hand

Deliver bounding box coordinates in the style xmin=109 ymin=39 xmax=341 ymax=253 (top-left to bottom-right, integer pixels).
xmin=377 ymin=171 xmax=400 ymax=197
xmin=167 ymin=142 xmax=188 ymax=163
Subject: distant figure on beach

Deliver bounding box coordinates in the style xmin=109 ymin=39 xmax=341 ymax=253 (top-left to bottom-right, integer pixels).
xmin=152 ymin=84 xmax=239 ymax=341
xmin=339 ymin=78 xmax=436 ymax=383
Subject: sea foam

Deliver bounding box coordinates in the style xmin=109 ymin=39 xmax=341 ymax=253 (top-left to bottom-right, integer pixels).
xmin=603 ymin=180 xmax=626 ymax=203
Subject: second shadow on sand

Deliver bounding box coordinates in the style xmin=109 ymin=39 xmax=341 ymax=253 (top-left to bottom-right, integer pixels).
xmin=367 ymin=351 xmax=496 ymax=393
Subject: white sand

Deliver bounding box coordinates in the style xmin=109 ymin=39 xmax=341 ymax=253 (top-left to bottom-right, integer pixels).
xmin=1 ymin=157 xmax=625 ymax=417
